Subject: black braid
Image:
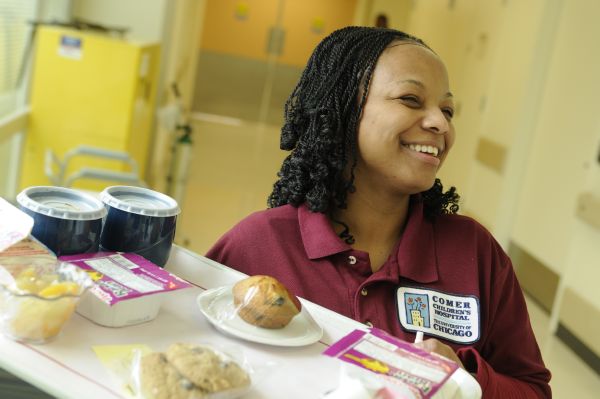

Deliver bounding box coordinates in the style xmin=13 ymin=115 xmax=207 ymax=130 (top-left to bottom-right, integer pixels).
xmin=268 ymin=26 xmax=460 ymax=225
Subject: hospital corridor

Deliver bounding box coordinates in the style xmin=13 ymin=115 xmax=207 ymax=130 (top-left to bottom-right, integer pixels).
xmin=1 ymin=0 xmax=599 ymax=398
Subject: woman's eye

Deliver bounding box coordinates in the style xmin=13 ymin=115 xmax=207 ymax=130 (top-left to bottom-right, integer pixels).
xmin=400 ymin=96 xmax=421 ymax=107
xmin=442 ymin=108 xmax=454 ymax=120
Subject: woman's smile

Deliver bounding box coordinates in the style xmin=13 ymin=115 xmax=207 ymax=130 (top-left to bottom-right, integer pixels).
xmin=401 ymin=142 xmax=442 ymax=167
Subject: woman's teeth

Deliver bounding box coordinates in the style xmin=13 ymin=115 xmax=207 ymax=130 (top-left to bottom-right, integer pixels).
xmin=406 ymin=144 xmax=439 ymax=157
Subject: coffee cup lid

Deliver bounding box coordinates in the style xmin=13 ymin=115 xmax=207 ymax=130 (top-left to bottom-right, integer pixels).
xmin=17 ymin=186 xmax=107 ymax=221
xmin=100 ymin=186 xmax=180 ymax=217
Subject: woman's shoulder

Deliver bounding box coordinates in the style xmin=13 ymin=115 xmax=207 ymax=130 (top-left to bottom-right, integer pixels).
xmin=434 ymin=212 xmax=511 ymax=263
xmin=221 ymin=204 xmax=302 ymax=241
xmin=434 ymin=212 xmax=499 ymax=245
xmin=205 ymin=204 xmax=302 ymax=263
xmin=236 ymin=204 xmax=300 ymax=227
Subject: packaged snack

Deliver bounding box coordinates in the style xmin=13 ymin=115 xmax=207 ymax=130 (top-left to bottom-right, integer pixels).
xmin=232 ymin=275 xmax=301 ymax=329
xmin=94 ymin=342 xmax=267 ymax=399
xmin=323 ymin=328 xmax=481 ymax=399
xmin=59 ymin=252 xmax=192 ymax=327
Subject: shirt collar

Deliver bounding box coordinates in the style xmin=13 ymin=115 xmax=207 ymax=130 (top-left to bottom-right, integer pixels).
xmin=298 ymin=204 xmax=351 ymax=259
xmin=298 ymin=197 xmax=439 ymax=284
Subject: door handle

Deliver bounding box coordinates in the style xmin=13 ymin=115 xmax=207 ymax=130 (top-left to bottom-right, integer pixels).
xmin=266 ymin=26 xmax=285 ymax=56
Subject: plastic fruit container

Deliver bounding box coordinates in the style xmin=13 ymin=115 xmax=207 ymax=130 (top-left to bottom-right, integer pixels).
xmin=0 ymin=261 xmax=94 ymax=344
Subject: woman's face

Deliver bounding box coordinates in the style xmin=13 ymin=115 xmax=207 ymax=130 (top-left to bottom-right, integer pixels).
xmin=354 ymin=42 xmax=455 ymax=197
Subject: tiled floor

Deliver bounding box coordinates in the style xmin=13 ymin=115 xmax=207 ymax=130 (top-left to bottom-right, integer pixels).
xmin=175 ymin=118 xmax=286 ymax=255
xmin=526 ymin=297 xmax=600 ymax=398
xmin=177 ymin=117 xmax=600 ymax=397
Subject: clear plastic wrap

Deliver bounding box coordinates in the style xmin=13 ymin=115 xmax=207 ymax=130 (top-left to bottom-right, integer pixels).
xmin=322 ymin=362 xmax=415 ymax=399
xmin=95 ymin=342 xmax=268 ymax=399
xmin=230 ymin=275 xmax=302 ymax=329
xmin=323 ymin=328 xmax=482 ymax=399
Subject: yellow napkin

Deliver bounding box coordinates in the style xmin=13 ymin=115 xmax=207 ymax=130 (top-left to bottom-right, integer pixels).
xmin=93 ymin=344 xmax=153 ymax=398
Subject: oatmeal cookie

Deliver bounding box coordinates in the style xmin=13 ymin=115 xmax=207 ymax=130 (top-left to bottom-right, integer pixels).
xmin=139 ymin=352 xmax=205 ymax=399
xmin=166 ymin=343 xmax=250 ymax=393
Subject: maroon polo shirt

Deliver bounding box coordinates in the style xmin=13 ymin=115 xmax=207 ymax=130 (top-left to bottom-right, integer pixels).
xmin=206 ymin=197 xmax=551 ymax=398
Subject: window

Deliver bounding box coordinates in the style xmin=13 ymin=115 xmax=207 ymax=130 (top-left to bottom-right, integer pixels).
xmin=0 ymin=0 xmax=37 ymax=114
xmin=0 ymin=0 xmax=38 ymax=198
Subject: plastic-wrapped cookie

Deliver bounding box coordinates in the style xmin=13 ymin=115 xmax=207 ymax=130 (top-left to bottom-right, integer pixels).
xmin=166 ymin=343 xmax=251 ymax=394
xmin=139 ymin=352 xmax=205 ymax=399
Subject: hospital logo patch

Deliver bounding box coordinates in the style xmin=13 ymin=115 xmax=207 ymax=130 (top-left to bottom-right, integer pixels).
xmin=397 ymin=287 xmax=480 ymax=344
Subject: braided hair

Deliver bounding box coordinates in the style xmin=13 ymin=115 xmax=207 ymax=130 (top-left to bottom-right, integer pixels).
xmin=268 ymin=26 xmax=459 ymax=227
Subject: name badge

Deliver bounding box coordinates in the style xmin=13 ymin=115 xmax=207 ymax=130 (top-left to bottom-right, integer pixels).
xmin=397 ymin=287 xmax=480 ymax=344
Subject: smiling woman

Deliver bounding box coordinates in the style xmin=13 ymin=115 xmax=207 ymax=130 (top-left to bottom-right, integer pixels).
xmin=205 ymin=26 xmax=551 ymax=398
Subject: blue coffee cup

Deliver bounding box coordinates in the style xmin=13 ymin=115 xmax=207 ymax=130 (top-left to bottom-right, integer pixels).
xmin=16 ymin=186 xmax=107 ymax=256
xmin=99 ymin=186 xmax=180 ymax=267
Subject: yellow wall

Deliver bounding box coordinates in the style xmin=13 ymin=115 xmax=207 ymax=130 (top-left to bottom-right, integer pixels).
xmin=279 ymin=0 xmax=357 ymax=66
xmin=200 ymin=0 xmax=279 ymax=61
xmin=367 ymin=0 xmax=413 ymax=29
xmin=200 ymin=0 xmax=357 ymax=67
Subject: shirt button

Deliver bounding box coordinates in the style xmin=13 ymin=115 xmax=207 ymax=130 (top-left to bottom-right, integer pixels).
xmin=365 ymin=321 xmax=373 ymax=328
xmin=360 ymin=288 xmax=368 ymax=296
xmin=348 ymin=255 xmax=357 ymax=265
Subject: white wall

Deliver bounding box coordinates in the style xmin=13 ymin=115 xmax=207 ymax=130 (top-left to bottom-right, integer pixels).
xmin=512 ymin=0 xmax=600 ymax=276
xmin=37 ymin=0 xmax=72 ymax=22
xmin=510 ymin=0 xmax=600 ymax=348
xmin=72 ymin=0 xmax=168 ymax=43
xmin=405 ymin=1 xmax=500 ymax=215
xmin=403 ymin=0 xmax=600 ymax=351
xmin=149 ymin=0 xmax=206 ymax=192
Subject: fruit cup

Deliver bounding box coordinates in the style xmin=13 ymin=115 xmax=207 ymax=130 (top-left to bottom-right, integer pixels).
xmin=0 ymin=261 xmax=94 ymax=344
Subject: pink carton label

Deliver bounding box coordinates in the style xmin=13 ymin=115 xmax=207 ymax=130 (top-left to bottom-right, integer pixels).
xmin=323 ymin=328 xmax=458 ymax=399
xmin=59 ymin=252 xmax=191 ymax=306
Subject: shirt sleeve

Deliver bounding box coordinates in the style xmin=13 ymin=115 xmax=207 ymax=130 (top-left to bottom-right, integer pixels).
xmin=205 ymin=227 xmax=245 ymax=271
xmin=457 ymin=244 xmax=552 ymax=398
xmin=205 ymin=218 xmax=257 ymax=276
xmin=205 ymin=231 xmax=230 ymax=264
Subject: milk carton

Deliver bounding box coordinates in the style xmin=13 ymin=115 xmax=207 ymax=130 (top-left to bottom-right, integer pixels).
xmin=60 ymin=251 xmax=191 ymax=327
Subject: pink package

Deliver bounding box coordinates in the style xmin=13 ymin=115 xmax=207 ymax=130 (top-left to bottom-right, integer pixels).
xmin=59 ymin=252 xmax=191 ymax=305
xmin=323 ymin=328 xmax=459 ymax=399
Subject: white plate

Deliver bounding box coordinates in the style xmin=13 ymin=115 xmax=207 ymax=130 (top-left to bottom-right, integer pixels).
xmin=197 ymin=286 xmax=324 ymax=347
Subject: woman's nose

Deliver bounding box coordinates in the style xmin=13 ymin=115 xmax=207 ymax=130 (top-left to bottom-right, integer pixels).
xmin=422 ymin=108 xmax=449 ymax=134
